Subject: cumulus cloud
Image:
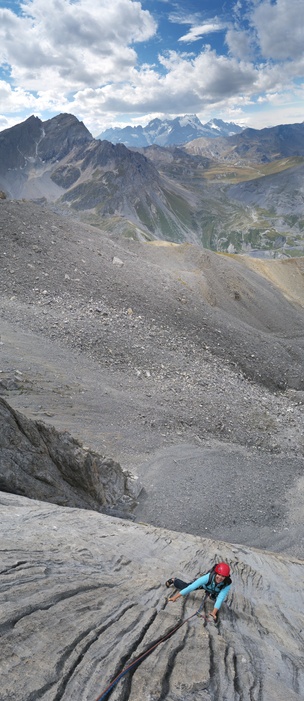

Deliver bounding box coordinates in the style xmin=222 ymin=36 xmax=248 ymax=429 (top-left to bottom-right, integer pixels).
xmin=76 ymin=41 xmax=301 ymax=118
xmin=251 ymin=0 xmax=304 ymax=60
xmin=0 ymin=79 xmax=38 ymax=111
xmin=225 ymin=28 xmax=254 ymax=60
xmin=70 ymin=49 xmax=259 ymax=119
xmin=0 ymin=0 xmax=303 ymax=131
xmin=0 ymin=0 xmax=157 ymax=90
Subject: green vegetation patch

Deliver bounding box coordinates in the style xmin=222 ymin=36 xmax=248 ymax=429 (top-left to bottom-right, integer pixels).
xmin=162 ymin=189 xmax=194 ymax=228
xmin=201 ymin=156 xmax=304 ymax=185
xmin=134 ymin=200 xmax=156 ymax=232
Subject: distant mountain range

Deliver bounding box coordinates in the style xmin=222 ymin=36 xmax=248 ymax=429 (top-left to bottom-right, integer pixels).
xmin=0 ymin=113 xmax=303 ymax=256
xmin=185 ymin=122 xmax=304 ymax=163
xmin=96 ymin=115 xmax=244 ymax=147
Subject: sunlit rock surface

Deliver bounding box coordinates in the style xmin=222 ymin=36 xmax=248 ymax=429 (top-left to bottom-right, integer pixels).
xmin=0 ymin=492 xmax=303 ymax=701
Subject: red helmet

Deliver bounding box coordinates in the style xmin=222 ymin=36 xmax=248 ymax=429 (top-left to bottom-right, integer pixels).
xmin=215 ymin=562 xmax=230 ymax=577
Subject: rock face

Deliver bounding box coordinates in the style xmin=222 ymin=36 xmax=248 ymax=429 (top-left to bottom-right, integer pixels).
xmin=0 ymin=114 xmax=92 ymax=174
xmin=0 ymin=397 xmax=139 ymax=514
xmin=0 ymin=491 xmax=303 ymax=701
xmin=40 ymin=113 xmax=93 ymax=161
xmin=0 ymin=115 xmax=43 ymax=170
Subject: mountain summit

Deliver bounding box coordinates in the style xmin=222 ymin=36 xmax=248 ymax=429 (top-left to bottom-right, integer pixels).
xmin=0 ymin=113 xmax=92 ymax=171
xmin=96 ymin=115 xmax=243 ymax=147
xmin=0 ymin=113 xmax=303 ymax=254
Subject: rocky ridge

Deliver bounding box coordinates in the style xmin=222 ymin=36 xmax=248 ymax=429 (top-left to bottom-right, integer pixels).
xmin=96 ymin=115 xmax=243 ymax=147
xmin=185 ymin=123 xmax=304 ymax=164
xmin=0 ymin=113 xmax=191 ymax=242
xmin=1 ymin=114 xmax=304 ymax=252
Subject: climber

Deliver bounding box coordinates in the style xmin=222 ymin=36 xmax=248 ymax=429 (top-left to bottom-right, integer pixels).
xmin=166 ymin=562 xmax=232 ymax=621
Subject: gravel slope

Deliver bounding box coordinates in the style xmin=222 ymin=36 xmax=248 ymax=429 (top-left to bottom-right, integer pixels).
xmin=0 ymin=199 xmax=304 ymax=556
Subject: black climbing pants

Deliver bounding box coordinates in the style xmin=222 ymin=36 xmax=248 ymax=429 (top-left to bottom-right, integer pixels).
xmin=173 ymin=578 xmax=216 ymax=600
xmin=173 ymin=578 xmax=192 ymax=590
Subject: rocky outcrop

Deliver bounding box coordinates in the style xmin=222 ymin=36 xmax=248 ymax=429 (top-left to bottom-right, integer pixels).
xmin=0 ymin=491 xmax=303 ymax=701
xmin=0 ymin=397 xmax=140 ymax=514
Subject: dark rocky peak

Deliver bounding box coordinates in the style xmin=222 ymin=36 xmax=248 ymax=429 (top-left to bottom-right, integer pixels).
xmin=0 ymin=115 xmax=43 ymax=172
xmin=79 ymin=137 xmax=159 ymax=181
xmin=39 ymin=112 xmax=93 ymax=162
xmin=186 ymin=121 xmax=304 ymax=164
xmin=0 ymin=113 xmax=93 ymax=174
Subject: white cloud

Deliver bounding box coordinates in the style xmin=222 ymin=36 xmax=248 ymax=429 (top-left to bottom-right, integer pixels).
xmin=0 ymin=0 xmax=303 ymax=133
xmin=178 ymin=21 xmax=226 ymax=44
xmin=69 ymin=49 xmax=259 ymax=121
xmin=0 ymin=79 xmax=38 ymax=111
xmin=251 ymin=0 xmax=304 ymax=60
xmin=232 ymin=1 xmax=244 ymax=22
xmin=75 ymin=45 xmax=297 ymax=115
xmin=225 ymin=28 xmax=254 ymax=60
xmin=0 ymin=0 xmax=157 ymax=91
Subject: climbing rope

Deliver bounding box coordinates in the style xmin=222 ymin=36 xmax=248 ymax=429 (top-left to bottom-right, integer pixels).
xmin=95 ymin=594 xmax=210 ymax=701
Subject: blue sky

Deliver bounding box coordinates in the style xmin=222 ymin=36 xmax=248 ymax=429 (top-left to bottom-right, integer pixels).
xmin=0 ymin=0 xmax=303 ymax=135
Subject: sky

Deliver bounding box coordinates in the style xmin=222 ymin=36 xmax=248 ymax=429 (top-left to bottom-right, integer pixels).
xmin=0 ymin=0 xmax=303 ymax=136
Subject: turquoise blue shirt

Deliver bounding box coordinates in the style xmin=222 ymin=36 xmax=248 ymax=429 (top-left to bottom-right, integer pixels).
xmin=180 ymin=572 xmax=231 ymax=610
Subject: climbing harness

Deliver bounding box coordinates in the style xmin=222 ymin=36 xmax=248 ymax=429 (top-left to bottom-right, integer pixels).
xmin=170 ymin=566 xmax=232 ymax=599
xmin=95 ymin=594 xmax=211 ymax=701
